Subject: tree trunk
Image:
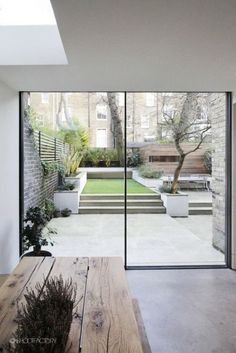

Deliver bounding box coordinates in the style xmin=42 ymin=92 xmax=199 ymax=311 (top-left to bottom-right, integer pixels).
xmin=171 ymin=154 xmax=185 ymax=194
xmin=107 ymin=93 xmax=124 ymax=166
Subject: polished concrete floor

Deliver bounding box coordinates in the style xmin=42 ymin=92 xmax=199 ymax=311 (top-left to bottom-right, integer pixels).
xmin=127 ymin=269 xmax=236 ymax=353
xmin=45 ymin=214 xmax=224 ymax=266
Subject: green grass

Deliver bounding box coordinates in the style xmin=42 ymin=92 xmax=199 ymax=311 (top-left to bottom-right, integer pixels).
xmin=82 ymin=179 xmax=155 ymax=194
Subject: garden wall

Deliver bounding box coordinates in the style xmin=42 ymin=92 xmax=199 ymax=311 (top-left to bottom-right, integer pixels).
xmin=209 ymin=93 xmax=226 ymax=253
xmin=24 ymin=114 xmax=59 ymax=212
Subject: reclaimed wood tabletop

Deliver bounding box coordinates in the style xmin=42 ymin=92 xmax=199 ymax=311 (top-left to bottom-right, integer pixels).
xmin=0 ymin=257 xmax=144 ymax=353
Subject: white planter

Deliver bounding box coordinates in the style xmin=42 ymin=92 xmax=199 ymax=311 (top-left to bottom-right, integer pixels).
xmin=161 ymin=192 xmax=189 ymax=217
xmin=65 ymin=171 xmax=87 ymax=193
xmin=54 ymin=189 xmax=79 ymax=214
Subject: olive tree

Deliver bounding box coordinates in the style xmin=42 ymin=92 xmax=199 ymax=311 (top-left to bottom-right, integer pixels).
xmin=162 ymin=93 xmax=211 ymax=194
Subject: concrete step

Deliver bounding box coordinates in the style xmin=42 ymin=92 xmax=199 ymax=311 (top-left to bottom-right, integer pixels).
xmin=80 ymin=193 xmax=160 ymax=200
xmin=189 ymin=207 xmax=212 ymax=215
xmin=80 ymin=199 xmax=163 ymax=207
xmin=79 ymin=206 xmax=166 ymax=214
xmin=189 ymin=202 xmax=212 ymax=207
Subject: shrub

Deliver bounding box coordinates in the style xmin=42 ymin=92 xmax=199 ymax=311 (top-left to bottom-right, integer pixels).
xmin=158 ymin=185 xmax=173 ymax=193
xmin=57 ymin=182 xmax=75 ymax=191
xmin=81 ymin=148 xmax=119 ymax=167
xmin=127 ymin=150 xmax=141 ymax=167
xmin=6 ymin=276 xmax=77 ymax=353
xmin=138 ymin=165 xmax=163 ymax=179
xmin=43 ymin=199 xmax=56 ymax=220
xmin=22 ymin=207 xmax=56 ymax=254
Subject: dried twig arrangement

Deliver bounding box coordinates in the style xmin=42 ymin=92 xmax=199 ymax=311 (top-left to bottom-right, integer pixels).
xmin=6 ymin=276 xmax=77 ymax=353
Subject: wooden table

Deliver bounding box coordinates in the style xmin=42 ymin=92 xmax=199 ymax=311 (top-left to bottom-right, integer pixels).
xmin=0 ymin=257 xmax=144 ymax=353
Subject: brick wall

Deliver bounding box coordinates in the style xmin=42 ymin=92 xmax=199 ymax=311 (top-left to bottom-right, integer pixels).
xmin=24 ymin=113 xmax=59 ymax=212
xmin=210 ymin=93 xmax=226 ymax=252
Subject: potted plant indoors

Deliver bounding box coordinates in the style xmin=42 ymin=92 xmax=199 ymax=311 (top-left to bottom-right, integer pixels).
xmin=22 ymin=207 xmax=56 ymax=256
xmin=160 ymin=93 xmax=211 ymax=217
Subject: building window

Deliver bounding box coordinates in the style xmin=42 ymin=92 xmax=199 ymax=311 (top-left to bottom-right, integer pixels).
xmin=146 ymin=93 xmax=155 ymax=106
xmin=149 ymin=155 xmax=179 ymax=162
xmin=96 ymin=104 xmax=107 ymax=120
xmin=118 ymin=93 xmax=124 ymax=106
xmin=96 ymin=129 xmax=107 ymax=148
xmin=41 ymin=93 xmax=49 ymax=104
xmin=141 ymin=115 xmax=150 ymax=128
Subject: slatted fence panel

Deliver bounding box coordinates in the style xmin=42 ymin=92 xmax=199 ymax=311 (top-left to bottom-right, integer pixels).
xmin=33 ymin=130 xmax=70 ymax=162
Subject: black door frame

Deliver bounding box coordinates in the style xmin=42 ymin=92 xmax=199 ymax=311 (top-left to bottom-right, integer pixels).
xmin=19 ymin=91 xmax=232 ymax=269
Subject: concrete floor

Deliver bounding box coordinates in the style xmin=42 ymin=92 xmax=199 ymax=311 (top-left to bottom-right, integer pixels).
xmin=127 ymin=269 xmax=236 ymax=353
xmin=45 ymin=213 xmax=224 ymax=266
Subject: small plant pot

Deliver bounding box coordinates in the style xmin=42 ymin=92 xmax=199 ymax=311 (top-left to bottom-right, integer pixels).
xmin=53 ymin=210 xmax=61 ymax=218
xmin=61 ymin=208 xmax=72 ymax=217
xmin=22 ymin=250 xmax=52 ymax=257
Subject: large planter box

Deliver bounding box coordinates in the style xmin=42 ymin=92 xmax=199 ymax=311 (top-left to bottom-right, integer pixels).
xmin=65 ymin=171 xmax=87 ymax=193
xmin=54 ymin=189 xmax=79 ymax=214
xmin=161 ymin=192 xmax=189 ymax=217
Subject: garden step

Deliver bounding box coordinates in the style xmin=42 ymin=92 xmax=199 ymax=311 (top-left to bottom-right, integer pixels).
xmin=80 ymin=193 xmax=160 ymax=200
xmin=189 ymin=202 xmax=212 ymax=207
xmin=79 ymin=206 xmax=166 ymax=214
xmin=189 ymin=207 xmax=212 ymax=215
xmin=80 ymin=199 xmax=163 ymax=207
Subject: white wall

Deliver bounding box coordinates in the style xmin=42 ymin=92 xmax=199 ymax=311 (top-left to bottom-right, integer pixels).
xmin=0 ymin=81 xmax=19 ymax=274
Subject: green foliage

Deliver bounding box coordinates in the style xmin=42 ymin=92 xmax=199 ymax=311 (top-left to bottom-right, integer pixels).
xmin=25 ymin=107 xmax=57 ymax=137
xmin=6 ymin=276 xmax=76 ymax=353
xmin=127 ymin=150 xmax=141 ymax=167
xmin=138 ymin=165 xmax=163 ymax=179
xmin=81 ymin=148 xmax=119 ymax=167
xmin=204 ymin=148 xmax=213 ymax=174
xmin=22 ymin=207 xmax=56 ymax=254
xmin=57 ymin=182 xmax=75 ymax=191
xmin=41 ymin=161 xmax=65 ymax=178
xmin=158 ymin=185 xmax=172 ymax=193
xmin=61 ymin=208 xmax=72 ymax=217
xmin=59 ymin=127 xmax=89 ymax=176
xmin=43 ymin=199 xmax=56 ymax=220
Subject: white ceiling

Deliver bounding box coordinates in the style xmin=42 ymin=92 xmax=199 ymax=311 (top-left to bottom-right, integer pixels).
xmin=0 ymin=0 xmax=236 ymax=92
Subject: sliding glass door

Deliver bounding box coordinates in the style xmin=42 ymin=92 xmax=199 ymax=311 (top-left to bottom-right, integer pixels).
xmin=21 ymin=91 xmax=229 ymax=267
xmin=126 ymin=92 xmax=227 ymax=267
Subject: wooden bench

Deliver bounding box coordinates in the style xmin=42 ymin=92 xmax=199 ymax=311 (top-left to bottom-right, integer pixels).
xmin=0 ymin=257 xmax=145 ymax=353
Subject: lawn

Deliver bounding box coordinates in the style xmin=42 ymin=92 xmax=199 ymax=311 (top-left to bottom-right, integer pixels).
xmin=82 ymin=179 xmax=155 ymax=194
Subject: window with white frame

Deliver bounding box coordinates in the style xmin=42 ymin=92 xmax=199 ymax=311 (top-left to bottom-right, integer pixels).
xmin=146 ymin=93 xmax=155 ymax=106
xmin=96 ymin=104 xmax=107 ymax=120
xmin=41 ymin=93 xmax=49 ymax=104
xmin=118 ymin=93 xmax=124 ymax=106
xmin=141 ymin=115 xmax=150 ymax=128
xmin=96 ymin=129 xmax=107 ymax=147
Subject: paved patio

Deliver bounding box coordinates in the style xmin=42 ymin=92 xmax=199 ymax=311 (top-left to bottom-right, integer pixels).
xmin=45 ymin=212 xmax=224 ymax=266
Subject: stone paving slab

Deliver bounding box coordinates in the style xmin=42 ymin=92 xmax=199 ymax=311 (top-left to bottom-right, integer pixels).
xmin=44 ymin=214 xmax=224 ymax=266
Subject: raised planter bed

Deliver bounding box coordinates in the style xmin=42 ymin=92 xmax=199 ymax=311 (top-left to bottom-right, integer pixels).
xmin=54 ymin=188 xmax=79 ymax=214
xmin=161 ymin=192 xmax=189 ymax=217
xmin=65 ymin=171 xmax=87 ymax=192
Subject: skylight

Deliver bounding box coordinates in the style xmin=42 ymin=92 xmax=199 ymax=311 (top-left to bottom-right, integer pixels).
xmin=0 ymin=0 xmax=56 ymax=26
